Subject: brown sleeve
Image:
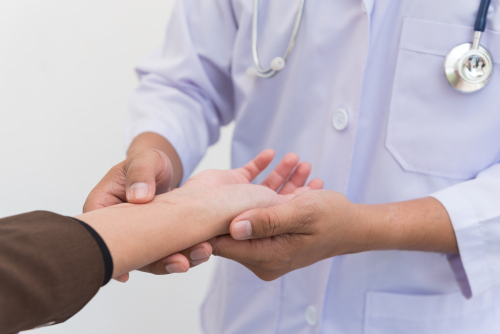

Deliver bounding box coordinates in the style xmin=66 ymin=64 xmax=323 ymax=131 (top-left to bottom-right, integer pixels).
xmin=0 ymin=211 xmax=105 ymax=334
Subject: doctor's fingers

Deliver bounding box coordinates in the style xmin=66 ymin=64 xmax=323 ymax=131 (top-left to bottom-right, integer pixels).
xmin=210 ymin=235 xmax=299 ymax=281
xmin=138 ymin=242 xmax=213 ymax=275
xmin=83 ymin=162 xmax=128 ymax=212
xmin=125 ymin=149 xmax=173 ymax=204
xmin=229 ymin=198 xmax=318 ymax=241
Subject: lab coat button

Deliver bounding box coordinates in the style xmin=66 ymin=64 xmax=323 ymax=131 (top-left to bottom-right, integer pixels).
xmin=304 ymin=305 xmax=318 ymax=326
xmin=333 ymin=109 xmax=349 ymax=131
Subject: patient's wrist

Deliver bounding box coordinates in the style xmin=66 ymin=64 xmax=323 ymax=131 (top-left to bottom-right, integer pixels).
xmin=160 ymin=187 xmax=233 ymax=235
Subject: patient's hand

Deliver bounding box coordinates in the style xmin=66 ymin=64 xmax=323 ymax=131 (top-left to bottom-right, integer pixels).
xmin=136 ymin=150 xmax=323 ymax=276
xmin=187 ymin=149 xmax=321 ymax=192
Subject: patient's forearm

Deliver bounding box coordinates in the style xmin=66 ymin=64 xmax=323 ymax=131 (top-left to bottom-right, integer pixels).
xmin=77 ymin=178 xmax=291 ymax=278
xmin=76 ymin=191 xmax=225 ymax=278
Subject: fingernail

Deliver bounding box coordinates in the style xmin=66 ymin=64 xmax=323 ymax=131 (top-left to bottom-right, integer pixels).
xmin=129 ymin=182 xmax=149 ymax=200
xmin=191 ymin=257 xmax=210 ymax=266
xmin=232 ymin=220 xmax=252 ymax=240
xmin=166 ymin=262 xmax=187 ymax=274
xmin=190 ymin=248 xmax=209 ymax=261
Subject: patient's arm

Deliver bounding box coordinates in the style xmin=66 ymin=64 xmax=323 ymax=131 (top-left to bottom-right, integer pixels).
xmin=76 ymin=150 xmax=322 ymax=279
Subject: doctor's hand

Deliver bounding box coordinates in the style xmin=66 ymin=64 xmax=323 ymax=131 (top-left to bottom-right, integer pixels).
xmin=83 ymin=147 xmax=199 ymax=282
xmin=83 ymin=148 xmax=174 ymax=212
xmin=210 ymin=190 xmax=362 ymax=281
xmin=211 ymin=190 xmax=458 ymax=281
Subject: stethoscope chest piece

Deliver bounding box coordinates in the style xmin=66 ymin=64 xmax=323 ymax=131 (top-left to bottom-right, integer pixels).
xmin=444 ymin=42 xmax=493 ymax=93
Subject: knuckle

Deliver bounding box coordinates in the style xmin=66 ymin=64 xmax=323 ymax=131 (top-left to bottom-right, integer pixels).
xmin=97 ymin=162 xmax=127 ymax=188
xmin=108 ymin=159 xmax=125 ymax=176
xmin=128 ymin=162 xmax=153 ymax=176
xmin=260 ymin=210 xmax=281 ymax=237
xmin=140 ymin=260 xmax=168 ymax=276
xmin=127 ymin=149 xmax=168 ymax=179
xmin=149 ymin=149 xmax=168 ymax=168
xmin=141 ymin=263 xmax=156 ymax=275
xmin=212 ymin=244 xmax=228 ymax=259
xmin=293 ymin=198 xmax=320 ymax=234
xmin=150 ymin=264 xmax=165 ymax=275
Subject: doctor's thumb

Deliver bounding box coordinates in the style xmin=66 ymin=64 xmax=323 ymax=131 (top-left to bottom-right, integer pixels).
xmin=230 ymin=203 xmax=300 ymax=240
xmin=125 ymin=149 xmax=173 ymax=204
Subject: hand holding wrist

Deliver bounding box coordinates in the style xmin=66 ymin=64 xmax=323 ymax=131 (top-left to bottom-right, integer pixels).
xmin=210 ymin=192 xmax=458 ymax=281
xmin=79 ymin=149 xmax=323 ymax=279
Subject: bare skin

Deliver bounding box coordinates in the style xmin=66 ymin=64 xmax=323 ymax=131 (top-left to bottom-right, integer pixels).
xmin=210 ymin=192 xmax=457 ymax=281
xmin=85 ymin=133 xmax=458 ymax=282
xmin=83 ymin=147 xmax=323 ymax=278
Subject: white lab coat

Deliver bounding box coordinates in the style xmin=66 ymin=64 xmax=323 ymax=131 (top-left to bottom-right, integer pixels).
xmin=126 ymin=0 xmax=500 ymax=333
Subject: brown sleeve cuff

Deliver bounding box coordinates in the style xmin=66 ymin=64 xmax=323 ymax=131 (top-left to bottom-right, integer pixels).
xmin=71 ymin=218 xmax=113 ymax=286
xmin=0 ymin=211 xmax=105 ymax=334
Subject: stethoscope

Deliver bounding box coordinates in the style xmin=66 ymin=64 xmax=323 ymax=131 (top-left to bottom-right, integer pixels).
xmin=246 ymin=0 xmax=305 ymax=79
xmin=248 ymin=0 xmax=494 ymax=94
xmin=445 ymin=0 xmax=494 ymax=93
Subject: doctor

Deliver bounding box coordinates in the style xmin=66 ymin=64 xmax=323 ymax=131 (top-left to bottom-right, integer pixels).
xmin=85 ymin=0 xmax=500 ymax=333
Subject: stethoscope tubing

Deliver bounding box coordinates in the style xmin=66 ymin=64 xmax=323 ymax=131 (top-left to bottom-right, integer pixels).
xmin=475 ymin=0 xmax=491 ymax=32
xmin=250 ymin=0 xmax=494 ymax=89
xmin=251 ymin=0 xmax=306 ymax=77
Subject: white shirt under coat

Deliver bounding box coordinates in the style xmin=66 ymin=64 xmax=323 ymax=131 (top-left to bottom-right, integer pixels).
xmin=126 ymin=0 xmax=500 ymax=333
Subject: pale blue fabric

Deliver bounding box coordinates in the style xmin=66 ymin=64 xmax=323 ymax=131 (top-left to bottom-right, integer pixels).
xmin=126 ymin=0 xmax=500 ymax=333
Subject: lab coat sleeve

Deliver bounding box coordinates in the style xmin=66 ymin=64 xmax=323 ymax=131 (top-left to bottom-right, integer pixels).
xmin=431 ymin=163 xmax=500 ymax=298
xmin=126 ymin=0 xmax=237 ymax=184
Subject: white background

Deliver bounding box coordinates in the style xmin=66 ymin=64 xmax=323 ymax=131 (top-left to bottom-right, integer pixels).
xmin=0 ymin=0 xmax=233 ymax=332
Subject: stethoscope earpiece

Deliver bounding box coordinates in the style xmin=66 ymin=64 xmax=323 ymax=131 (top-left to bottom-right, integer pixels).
xmin=270 ymin=57 xmax=286 ymax=71
xmin=247 ymin=57 xmax=286 ymax=80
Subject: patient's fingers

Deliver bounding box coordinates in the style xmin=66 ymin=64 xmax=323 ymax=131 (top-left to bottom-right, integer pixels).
xmin=236 ymin=149 xmax=275 ymax=182
xmin=306 ymin=178 xmax=324 ymax=190
xmin=287 ymin=179 xmax=324 ymax=196
xmin=273 ymin=180 xmax=324 ymax=206
xmin=261 ymin=153 xmax=300 ymax=191
xmin=277 ymin=161 xmax=311 ymax=195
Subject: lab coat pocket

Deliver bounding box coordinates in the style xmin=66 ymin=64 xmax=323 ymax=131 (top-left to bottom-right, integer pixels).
xmin=387 ymin=18 xmax=500 ymax=180
xmin=364 ymin=291 xmax=498 ymax=334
